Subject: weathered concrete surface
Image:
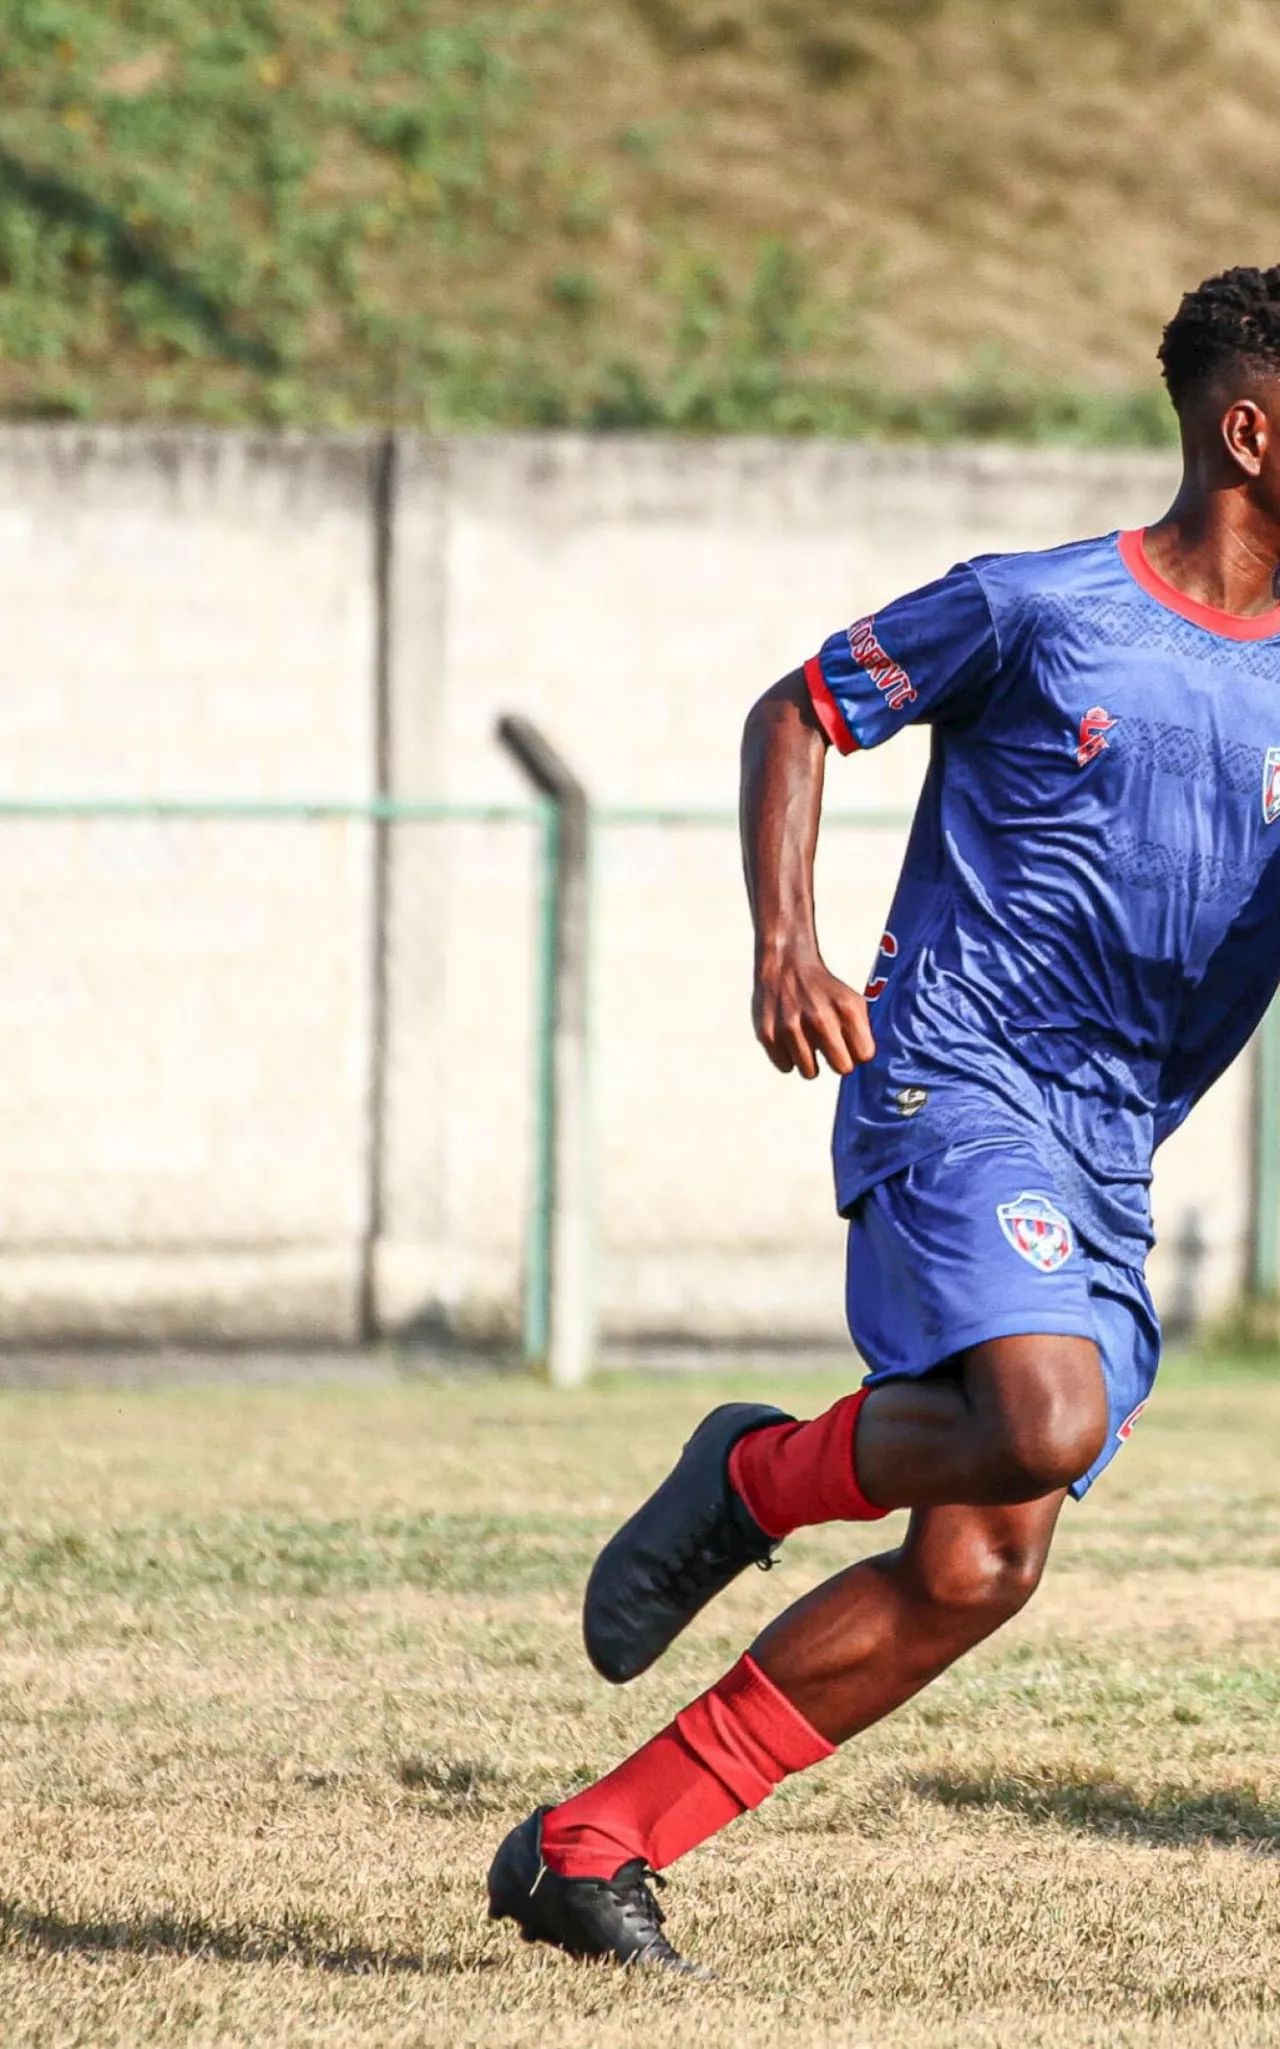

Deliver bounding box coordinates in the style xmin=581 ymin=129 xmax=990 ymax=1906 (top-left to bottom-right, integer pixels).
xmin=0 ymin=428 xmax=1243 ymax=1345
xmin=0 ymin=430 xmax=380 ymax=1337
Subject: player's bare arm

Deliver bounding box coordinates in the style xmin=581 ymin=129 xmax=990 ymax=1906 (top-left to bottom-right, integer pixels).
xmin=740 ymin=669 xmax=875 ymax=1079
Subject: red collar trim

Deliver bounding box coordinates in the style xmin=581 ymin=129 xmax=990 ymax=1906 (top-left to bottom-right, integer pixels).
xmin=1117 ymin=528 xmax=1280 ymax=642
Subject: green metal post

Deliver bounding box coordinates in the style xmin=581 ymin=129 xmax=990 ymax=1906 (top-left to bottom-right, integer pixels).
xmin=523 ymin=799 xmax=559 ymax=1366
xmin=495 ymin=718 xmax=593 ymax=1385
xmin=1252 ymin=999 xmax=1280 ymax=1299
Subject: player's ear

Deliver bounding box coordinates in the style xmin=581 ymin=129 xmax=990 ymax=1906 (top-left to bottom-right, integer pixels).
xmin=1221 ymin=396 xmax=1268 ymax=478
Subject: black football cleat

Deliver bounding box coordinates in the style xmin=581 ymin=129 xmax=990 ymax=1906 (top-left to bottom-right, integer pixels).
xmin=487 ymin=1808 xmax=709 ymax=1975
xmin=583 ymin=1400 xmax=794 ymax=1684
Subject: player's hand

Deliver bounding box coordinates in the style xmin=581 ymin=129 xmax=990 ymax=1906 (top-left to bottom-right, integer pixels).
xmin=752 ymin=949 xmax=876 ymax=1079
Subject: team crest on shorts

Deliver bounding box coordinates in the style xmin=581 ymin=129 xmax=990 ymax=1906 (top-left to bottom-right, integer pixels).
xmin=1263 ymin=748 xmax=1280 ymax=826
xmin=997 ymin=1192 xmax=1074 ymax=1272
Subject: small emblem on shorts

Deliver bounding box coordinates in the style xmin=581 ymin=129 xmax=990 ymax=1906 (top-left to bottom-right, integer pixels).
xmin=1116 ymin=1399 xmax=1148 ymax=1442
xmin=997 ymin=1192 xmax=1074 ymax=1272
xmin=1263 ymin=747 xmax=1280 ymax=825
xmin=1077 ymin=706 xmax=1117 ymax=766
xmin=895 ymin=1086 xmax=929 ymax=1118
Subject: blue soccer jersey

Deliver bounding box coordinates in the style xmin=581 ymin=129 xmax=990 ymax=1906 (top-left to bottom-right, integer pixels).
xmin=805 ymin=528 xmax=1280 ymax=1264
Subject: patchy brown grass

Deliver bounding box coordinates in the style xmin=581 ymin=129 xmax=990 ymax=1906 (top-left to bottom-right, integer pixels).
xmin=0 ymin=1360 xmax=1276 ymax=2044
xmin=513 ymin=0 xmax=1280 ymax=393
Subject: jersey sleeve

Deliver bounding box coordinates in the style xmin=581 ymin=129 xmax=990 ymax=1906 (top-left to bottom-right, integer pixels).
xmin=804 ymin=561 xmax=1000 ymax=754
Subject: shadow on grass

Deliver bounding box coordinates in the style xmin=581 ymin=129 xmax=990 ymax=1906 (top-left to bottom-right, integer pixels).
xmin=0 ymin=1899 xmax=497 ymax=1977
xmin=0 ymin=148 xmax=281 ymax=375
xmin=394 ymin=1753 xmax=510 ymax=1814
xmin=914 ymin=1772 xmax=1280 ymax=1851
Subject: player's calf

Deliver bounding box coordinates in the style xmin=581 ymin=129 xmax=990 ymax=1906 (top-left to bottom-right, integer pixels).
xmin=751 ymin=1494 xmax=1063 ymax=1743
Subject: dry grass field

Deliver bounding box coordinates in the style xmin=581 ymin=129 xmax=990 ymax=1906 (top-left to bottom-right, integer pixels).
xmin=0 ymin=1357 xmax=1276 ymax=2046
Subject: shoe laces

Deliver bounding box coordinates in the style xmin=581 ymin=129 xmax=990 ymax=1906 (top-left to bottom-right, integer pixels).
xmin=607 ymin=1864 xmax=684 ymax=1966
xmin=662 ymin=1524 xmax=735 ymax=1603
xmin=661 ymin=1508 xmax=775 ymax=1603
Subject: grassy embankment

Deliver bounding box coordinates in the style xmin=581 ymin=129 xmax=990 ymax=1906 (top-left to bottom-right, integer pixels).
xmin=0 ymin=1358 xmax=1276 ymax=2044
xmin=4 ymin=0 xmax=1278 ymax=439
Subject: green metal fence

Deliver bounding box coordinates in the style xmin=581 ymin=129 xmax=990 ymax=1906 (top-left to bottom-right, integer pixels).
xmin=0 ymin=794 xmax=548 ymax=1348
xmin=0 ymin=793 xmax=1274 ymax=1355
xmin=499 ymin=796 xmax=921 ymax=1371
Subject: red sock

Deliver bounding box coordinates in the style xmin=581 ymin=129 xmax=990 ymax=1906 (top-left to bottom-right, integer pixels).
xmin=728 ymin=1388 xmax=888 ymax=1540
xmin=539 ymin=1653 xmax=832 ymax=1879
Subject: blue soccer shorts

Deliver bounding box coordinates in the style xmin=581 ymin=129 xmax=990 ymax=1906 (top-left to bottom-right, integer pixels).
xmin=844 ymin=1135 xmax=1161 ymax=1499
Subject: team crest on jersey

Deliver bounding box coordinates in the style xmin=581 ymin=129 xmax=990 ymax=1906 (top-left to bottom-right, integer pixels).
xmin=997 ymin=1192 xmax=1074 ymax=1273
xmin=1263 ymin=748 xmax=1280 ymax=825
xmin=1076 ymin=705 xmax=1117 ymax=767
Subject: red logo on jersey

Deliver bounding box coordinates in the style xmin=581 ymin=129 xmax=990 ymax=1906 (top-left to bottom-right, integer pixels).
xmin=848 ymin=619 xmax=917 ymax=713
xmin=1263 ymin=747 xmax=1280 ymax=825
xmin=864 ymin=930 xmax=898 ymax=1003
xmin=1076 ymin=705 xmax=1117 ymax=766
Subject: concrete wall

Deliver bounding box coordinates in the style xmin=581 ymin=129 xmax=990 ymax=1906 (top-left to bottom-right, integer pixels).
xmin=0 ymin=428 xmax=1247 ymax=1345
xmin=0 ymin=431 xmax=380 ymax=1337
xmin=419 ymin=437 xmax=1242 ymax=1345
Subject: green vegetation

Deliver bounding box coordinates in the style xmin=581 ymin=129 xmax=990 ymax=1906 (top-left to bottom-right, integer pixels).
xmin=0 ymin=1 xmax=545 ymax=424
xmin=0 ymin=0 xmax=1216 ymax=439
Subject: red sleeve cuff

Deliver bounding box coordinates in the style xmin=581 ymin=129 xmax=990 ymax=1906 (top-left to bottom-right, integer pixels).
xmin=803 ymin=655 xmax=858 ymax=755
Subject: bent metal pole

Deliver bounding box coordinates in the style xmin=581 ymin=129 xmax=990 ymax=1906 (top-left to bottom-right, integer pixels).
xmin=496 ymin=715 xmax=594 ymax=1388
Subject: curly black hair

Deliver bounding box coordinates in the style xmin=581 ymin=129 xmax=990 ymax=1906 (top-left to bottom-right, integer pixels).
xmin=1159 ymin=266 xmax=1280 ymax=411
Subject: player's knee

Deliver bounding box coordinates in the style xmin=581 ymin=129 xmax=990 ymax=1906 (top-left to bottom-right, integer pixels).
xmin=994 ymin=1393 xmax=1108 ymax=1495
xmin=911 ymin=1527 xmax=1047 ymax=1622
xmin=982 ymin=1347 xmax=1109 ymax=1496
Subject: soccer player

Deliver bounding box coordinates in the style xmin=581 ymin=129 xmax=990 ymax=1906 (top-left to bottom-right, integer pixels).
xmin=488 ymin=266 xmax=1280 ymax=1973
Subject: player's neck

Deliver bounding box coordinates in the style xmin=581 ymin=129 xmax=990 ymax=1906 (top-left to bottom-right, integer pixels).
xmin=1143 ymin=491 xmax=1280 ymax=619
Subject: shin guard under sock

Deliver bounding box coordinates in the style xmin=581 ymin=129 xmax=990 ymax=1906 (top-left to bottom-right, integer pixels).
xmin=728 ymin=1387 xmax=889 ymax=1540
xmin=539 ymin=1653 xmax=833 ymax=1879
